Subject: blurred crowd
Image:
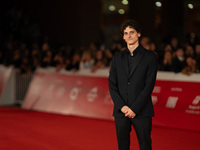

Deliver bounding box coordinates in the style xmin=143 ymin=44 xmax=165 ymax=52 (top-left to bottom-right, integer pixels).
xmin=140 ymin=35 xmax=200 ymax=76
xmin=0 ymin=6 xmax=200 ymax=76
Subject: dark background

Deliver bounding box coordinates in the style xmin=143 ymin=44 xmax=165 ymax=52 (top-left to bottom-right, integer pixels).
xmin=1 ymin=0 xmax=200 ymax=47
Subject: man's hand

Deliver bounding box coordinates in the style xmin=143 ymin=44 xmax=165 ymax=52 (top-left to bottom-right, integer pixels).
xmin=121 ymin=106 xmax=129 ymax=114
xmin=125 ymin=109 xmax=136 ymax=118
xmin=121 ymin=106 xmax=136 ymax=118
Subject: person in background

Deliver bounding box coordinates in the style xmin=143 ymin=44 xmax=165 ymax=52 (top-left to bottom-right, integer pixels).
xmin=40 ymin=50 xmax=53 ymax=68
xmin=20 ymin=57 xmax=32 ymax=74
xmin=88 ymin=42 xmax=97 ymax=59
xmin=53 ymin=53 xmax=65 ymax=72
xmin=91 ymin=50 xmax=105 ymax=73
xmin=79 ymin=51 xmax=93 ymax=70
xmin=149 ymin=42 xmax=159 ymax=56
xmin=158 ymin=44 xmax=172 ymax=63
xmin=158 ymin=51 xmax=172 ymax=71
xmin=149 ymin=42 xmax=156 ymax=52
xmin=31 ymin=49 xmax=40 ymax=71
xmin=103 ymin=48 xmax=113 ymax=67
xmin=186 ymin=32 xmax=198 ymax=48
xmin=140 ymin=36 xmax=150 ymax=50
xmin=111 ymin=42 xmax=122 ymax=55
xmin=182 ymin=57 xmax=197 ymax=76
xmin=3 ymin=42 xmax=14 ymax=66
xmin=12 ymin=49 xmax=21 ymax=68
xmin=185 ymin=45 xmax=194 ymax=58
xmin=194 ymin=43 xmax=200 ymax=72
xmin=41 ymin=43 xmax=50 ymax=58
xmin=170 ymin=37 xmax=179 ymax=52
xmin=171 ymin=48 xmax=185 ymax=73
xmin=66 ymin=53 xmax=80 ymax=72
xmin=164 ymin=44 xmax=172 ymax=52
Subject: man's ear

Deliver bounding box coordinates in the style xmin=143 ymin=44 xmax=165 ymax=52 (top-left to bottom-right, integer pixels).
xmin=138 ymin=33 xmax=141 ymax=37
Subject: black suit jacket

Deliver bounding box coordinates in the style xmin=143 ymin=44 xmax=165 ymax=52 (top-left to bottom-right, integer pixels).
xmin=108 ymin=45 xmax=157 ymax=118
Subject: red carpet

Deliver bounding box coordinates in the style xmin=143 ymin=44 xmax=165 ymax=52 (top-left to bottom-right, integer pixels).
xmin=0 ymin=106 xmax=200 ymax=150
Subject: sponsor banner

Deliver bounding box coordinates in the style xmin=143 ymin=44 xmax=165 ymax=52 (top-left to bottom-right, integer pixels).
xmin=23 ymin=72 xmax=113 ymax=120
xmin=23 ymin=72 xmax=200 ymax=131
xmin=152 ymin=80 xmax=200 ymax=131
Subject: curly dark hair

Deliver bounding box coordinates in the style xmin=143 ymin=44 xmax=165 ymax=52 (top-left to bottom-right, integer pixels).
xmin=120 ymin=19 xmax=142 ymax=36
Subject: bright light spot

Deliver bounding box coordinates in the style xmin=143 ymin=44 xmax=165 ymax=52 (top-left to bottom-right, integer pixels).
xmin=118 ymin=9 xmax=125 ymax=15
xmin=188 ymin=3 xmax=194 ymax=9
xmin=155 ymin=1 xmax=162 ymax=7
xmin=122 ymin=0 xmax=129 ymax=5
xmin=109 ymin=5 xmax=116 ymax=11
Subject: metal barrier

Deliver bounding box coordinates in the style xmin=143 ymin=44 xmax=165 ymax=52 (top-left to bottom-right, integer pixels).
xmin=15 ymin=70 xmax=33 ymax=104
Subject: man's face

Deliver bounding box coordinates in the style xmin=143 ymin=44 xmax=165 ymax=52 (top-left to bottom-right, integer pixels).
xmin=123 ymin=26 xmax=141 ymax=45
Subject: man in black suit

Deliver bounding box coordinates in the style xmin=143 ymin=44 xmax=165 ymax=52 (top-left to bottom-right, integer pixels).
xmin=108 ymin=19 xmax=157 ymax=150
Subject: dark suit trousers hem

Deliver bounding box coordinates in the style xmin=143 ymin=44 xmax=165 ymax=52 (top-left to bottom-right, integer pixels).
xmin=114 ymin=116 xmax=152 ymax=150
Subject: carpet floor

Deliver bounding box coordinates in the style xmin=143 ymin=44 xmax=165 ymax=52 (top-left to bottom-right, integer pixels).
xmin=0 ymin=106 xmax=200 ymax=150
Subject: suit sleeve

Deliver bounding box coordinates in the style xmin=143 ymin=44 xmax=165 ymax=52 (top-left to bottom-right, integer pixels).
xmin=108 ymin=55 xmax=126 ymax=111
xmin=130 ymin=53 xmax=157 ymax=114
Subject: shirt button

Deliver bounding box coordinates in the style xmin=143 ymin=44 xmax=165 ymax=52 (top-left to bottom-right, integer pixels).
xmin=128 ymin=82 xmax=131 ymax=85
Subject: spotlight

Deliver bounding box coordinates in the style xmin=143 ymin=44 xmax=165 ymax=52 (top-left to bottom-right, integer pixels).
xmin=122 ymin=0 xmax=129 ymax=5
xmin=118 ymin=9 xmax=125 ymax=15
xmin=155 ymin=1 xmax=162 ymax=7
xmin=188 ymin=3 xmax=194 ymax=9
xmin=109 ymin=5 xmax=116 ymax=11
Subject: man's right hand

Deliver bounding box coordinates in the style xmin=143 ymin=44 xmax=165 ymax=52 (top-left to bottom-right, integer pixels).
xmin=121 ymin=106 xmax=136 ymax=118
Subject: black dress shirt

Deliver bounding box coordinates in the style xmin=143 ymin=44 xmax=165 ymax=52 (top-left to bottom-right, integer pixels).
xmin=126 ymin=46 xmax=139 ymax=74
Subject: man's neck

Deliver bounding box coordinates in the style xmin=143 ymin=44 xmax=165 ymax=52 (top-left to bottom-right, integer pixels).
xmin=127 ymin=43 xmax=139 ymax=54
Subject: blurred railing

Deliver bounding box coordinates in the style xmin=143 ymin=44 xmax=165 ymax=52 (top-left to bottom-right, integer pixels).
xmin=15 ymin=70 xmax=33 ymax=104
xmin=0 ymin=66 xmax=33 ymax=105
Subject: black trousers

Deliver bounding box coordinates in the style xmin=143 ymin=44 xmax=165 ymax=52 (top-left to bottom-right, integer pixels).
xmin=114 ymin=116 xmax=152 ymax=150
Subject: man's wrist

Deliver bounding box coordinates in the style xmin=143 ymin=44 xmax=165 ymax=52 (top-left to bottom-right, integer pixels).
xmin=121 ymin=105 xmax=127 ymax=110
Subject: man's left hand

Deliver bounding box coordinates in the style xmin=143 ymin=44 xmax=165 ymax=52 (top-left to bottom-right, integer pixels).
xmin=125 ymin=108 xmax=136 ymax=118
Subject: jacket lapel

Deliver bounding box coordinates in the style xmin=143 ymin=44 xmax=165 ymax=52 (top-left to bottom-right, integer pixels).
xmin=129 ymin=46 xmax=144 ymax=77
xmin=121 ymin=49 xmax=129 ymax=76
